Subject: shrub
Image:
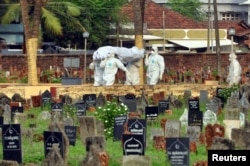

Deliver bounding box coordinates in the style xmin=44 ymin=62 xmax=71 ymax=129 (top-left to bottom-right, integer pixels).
xmin=218 ymin=85 xmax=240 ymax=102
xmin=94 ymin=99 xmax=128 ymax=139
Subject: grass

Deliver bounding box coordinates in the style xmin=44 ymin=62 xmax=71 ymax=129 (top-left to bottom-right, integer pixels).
xmin=0 ymin=100 xmax=248 ymax=166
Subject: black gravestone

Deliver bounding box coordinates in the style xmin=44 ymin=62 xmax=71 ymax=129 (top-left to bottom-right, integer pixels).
xmin=188 ymin=111 xmax=203 ymax=131
xmin=11 ymin=106 xmax=23 ymax=121
xmin=113 ymin=115 xmax=127 ymax=141
xmin=2 ymin=124 xmax=22 ymax=163
xmin=119 ymin=93 xmax=137 ymax=112
xmin=188 ymin=99 xmax=200 ymax=111
xmin=123 ymin=134 xmax=144 ymax=155
xmin=128 ymin=119 xmax=146 ymax=147
xmin=145 ymin=106 xmax=158 ymax=120
xmin=158 ymin=100 xmax=170 ymax=114
xmin=83 ymin=94 xmax=96 ymax=110
xmin=51 ymin=102 xmax=63 ymax=112
xmin=41 ymin=90 xmax=52 ymax=104
xmin=64 ymin=126 xmax=77 ymax=146
xmin=75 ymin=100 xmax=86 ymax=116
xmin=0 ymin=116 xmax=3 ymax=128
xmin=166 ymin=137 xmax=189 ymax=166
xmin=44 ymin=131 xmax=64 ymax=157
xmin=246 ymin=72 xmax=250 ymax=78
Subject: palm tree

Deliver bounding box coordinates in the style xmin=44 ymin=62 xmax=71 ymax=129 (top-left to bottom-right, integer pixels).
xmin=1 ymin=0 xmax=85 ymax=85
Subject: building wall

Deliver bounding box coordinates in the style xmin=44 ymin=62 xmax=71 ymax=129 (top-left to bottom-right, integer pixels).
xmin=0 ymin=53 xmax=249 ymax=76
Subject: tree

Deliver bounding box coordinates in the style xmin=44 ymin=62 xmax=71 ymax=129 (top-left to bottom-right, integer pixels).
xmin=167 ymin=0 xmax=206 ymax=21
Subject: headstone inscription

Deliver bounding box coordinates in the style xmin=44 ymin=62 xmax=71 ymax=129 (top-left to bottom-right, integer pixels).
xmin=83 ymin=94 xmax=96 ymax=110
xmin=75 ymin=100 xmax=86 ymax=116
xmin=188 ymin=110 xmax=203 ymax=130
xmin=128 ymin=119 xmax=146 ymax=147
xmin=11 ymin=106 xmax=23 ymax=122
xmin=123 ymin=134 xmax=144 ymax=155
xmin=166 ymin=137 xmax=189 ymax=166
xmin=158 ymin=100 xmax=170 ymax=114
xmin=119 ymin=93 xmax=137 ymax=112
xmin=188 ymin=98 xmax=199 ymax=111
xmin=51 ymin=102 xmax=63 ymax=112
xmin=145 ymin=106 xmax=158 ymax=121
xmin=2 ymin=124 xmax=22 ymax=163
xmin=64 ymin=125 xmax=77 ymax=146
xmin=44 ymin=131 xmax=64 ymax=158
xmin=113 ymin=115 xmax=127 ymax=141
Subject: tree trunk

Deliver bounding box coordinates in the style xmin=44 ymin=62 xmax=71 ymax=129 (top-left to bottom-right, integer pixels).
xmin=27 ymin=38 xmax=38 ymax=85
xmin=133 ymin=0 xmax=145 ymax=85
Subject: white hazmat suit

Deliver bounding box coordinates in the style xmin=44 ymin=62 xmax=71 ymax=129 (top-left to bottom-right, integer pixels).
xmin=227 ymin=53 xmax=242 ymax=86
xmin=89 ymin=60 xmax=103 ymax=86
xmin=145 ymin=46 xmax=165 ymax=85
xmin=100 ymin=51 xmax=131 ymax=86
xmin=125 ymin=59 xmax=141 ymax=85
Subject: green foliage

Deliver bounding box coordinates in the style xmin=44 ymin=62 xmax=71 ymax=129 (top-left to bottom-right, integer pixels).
xmin=218 ymin=85 xmax=240 ymax=102
xmin=167 ymin=0 xmax=206 ymax=21
xmin=94 ymin=99 xmax=128 ymax=139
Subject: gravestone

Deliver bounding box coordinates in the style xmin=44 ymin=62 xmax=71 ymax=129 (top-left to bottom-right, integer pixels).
xmin=44 ymin=131 xmax=64 ymax=158
xmin=113 ymin=115 xmax=127 ymax=141
xmin=150 ymin=128 xmax=164 ymax=141
xmin=158 ymin=100 xmax=170 ymax=114
xmin=3 ymin=104 xmax=11 ymax=124
xmin=136 ymin=90 xmax=148 ymax=114
xmin=224 ymin=108 xmax=240 ymax=120
xmin=41 ymin=144 xmax=64 ymax=166
xmin=231 ymin=128 xmax=250 ymax=149
xmin=85 ymin=136 xmax=106 ymax=152
xmin=128 ymin=119 xmax=146 ymax=147
xmin=123 ymin=134 xmax=144 ymax=155
xmin=166 ymin=137 xmax=189 ymax=166
xmin=10 ymin=106 xmax=23 ymax=122
xmin=83 ymin=94 xmax=96 ymax=110
xmin=188 ymin=110 xmax=203 ymax=130
xmin=145 ymin=106 xmax=158 ymax=121
xmin=2 ymin=124 xmax=22 ymax=163
xmin=51 ymin=102 xmax=63 ymax=112
xmin=122 ymin=155 xmax=151 ymax=166
xmin=203 ymin=110 xmax=217 ymax=126
xmin=119 ymin=93 xmax=137 ymax=112
xmin=210 ymin=136 xmax=235 ymax=150
xmin=199 ymin=90 xmax=208 ymax=104
xmin=41 ymin=90 xmax=52 ymax=110
xmin=78 ymin=116 xmax=97 ymax=145
xmin=0 ymin=116 xmax=3 ymax=127
xmin=179 ymin=108 xmax=188 ymax=127
xmin=75 ymin=100 xmax=86 ymax=116
xmin=206 ymin=98 xmax=220 ymax=114
xmin=240 ymin=112 xmax=245 ymax=127
xmin=186 ymin=126 xmax=200 ymax=143
xmin=165 ymin=120 xmax=181 ymax=137
xmin=96 ymin=120 xmax=104 ymax=135
xmin=223 ymin=120 xmax=240 ymax=139
xmin=183 ymin=90 xmax=192 ymax=107
xmin=13 ymin=112 xmax=27 ymax=125
xmin=64 ymin=125 xmax=77 ymax=146
xmin=96 ymin=92 xmax=106 ymax=108
xmin=188 ymin=98 xmax=200 ymax=111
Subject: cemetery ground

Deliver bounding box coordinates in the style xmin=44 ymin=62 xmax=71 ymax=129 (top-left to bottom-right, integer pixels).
xmin=1 ymin=100 xmax=237 ymax=166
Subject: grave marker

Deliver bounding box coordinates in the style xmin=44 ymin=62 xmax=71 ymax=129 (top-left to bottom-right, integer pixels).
xmin=51 ymin=103 xmax=63 ymax=112
xmin=166 ymin=137 xmax=189 ymax=166
xmin=128 ymin=119 xmax=146 ymax=147
xmin=83 ymin=94 xmax=96 ymax=110
xmin=158 ymin=100 xmax=170 ymax=114
xmin=199 ymin=90 xmax=208 ymax=104
xmin=165 ymin=120 xmax=181 ymax=137
xmin=188 ymin=98 xmax=200 ymax=111
xmin=113 ymin=115 xmax=127 ymax=141
xmin=2 ymin=124 xmax=22 ymax=163
xmin=11 ymin=106 xmax=23 ymax=122
xmin=75 ymin=100 xmax=86 ymax=116
xmin=44 ymin=131 xmax=64 ymax=158
xmin=123 ymin=134 xmax=144 ymax=155
xmin=145 ymin=106 xmax=158 ymax=121
xmin=64 ymin=125 xmax=77 ymax=146
xmin=41 ymin=90 xmax=52 ymax=109
xmin=188 ymin=110 xmax=203 ymax=130
xmin=119 ymin=93 xmax=137 ymax=112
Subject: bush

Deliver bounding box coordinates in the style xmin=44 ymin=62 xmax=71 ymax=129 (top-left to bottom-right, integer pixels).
xmin=94 ymin=99 xmax=128 ymax=139
xmin=218 ymin=85 xmax=240 ymax=102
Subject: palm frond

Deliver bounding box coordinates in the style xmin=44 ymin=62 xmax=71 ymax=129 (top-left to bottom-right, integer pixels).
xmin=41 ymin=7 xmax=62 ymax=36
xmin=1 ymin=3 xmax=20 ymax=24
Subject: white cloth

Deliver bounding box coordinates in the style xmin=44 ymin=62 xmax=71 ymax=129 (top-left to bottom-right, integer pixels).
xmin=227 ymin=53 xmax=242 ymax=86
xmin=145 ymin=47 xmax=165 ymax=85
xmin=100 ymin=53 xmax=130 ymax=86
xmin=125 ymin=59 xmax=141 ymax=85
xmin=89 ymin=60 xmax=103 ymax=86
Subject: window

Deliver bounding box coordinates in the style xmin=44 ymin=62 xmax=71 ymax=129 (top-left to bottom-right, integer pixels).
xmin=221 ymin=12 xmax=241 ymax=20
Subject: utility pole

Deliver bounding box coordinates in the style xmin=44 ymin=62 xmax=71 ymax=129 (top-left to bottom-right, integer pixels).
xmin=213 ymin=0 xmax=221 ymax=76
xmin=207 ymin=0 xmax=211 ymax=52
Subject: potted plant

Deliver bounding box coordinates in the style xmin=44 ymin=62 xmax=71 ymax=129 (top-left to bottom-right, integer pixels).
xmin=184 ymin=70 xmax=193 ymax=83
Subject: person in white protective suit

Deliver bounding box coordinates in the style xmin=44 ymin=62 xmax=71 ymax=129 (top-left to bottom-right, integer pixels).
xmin=226 ymin=53 xmax=242 ymax=86
xmin=144 ymin=46 xmax=165 ymax=85
xmin=100 ymin=50 xmax=131 ymax=86
xmin=89 ymin=60 xmax=103 ymax=86
xmin=125 ymin=59 xmax=141 ymax=85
